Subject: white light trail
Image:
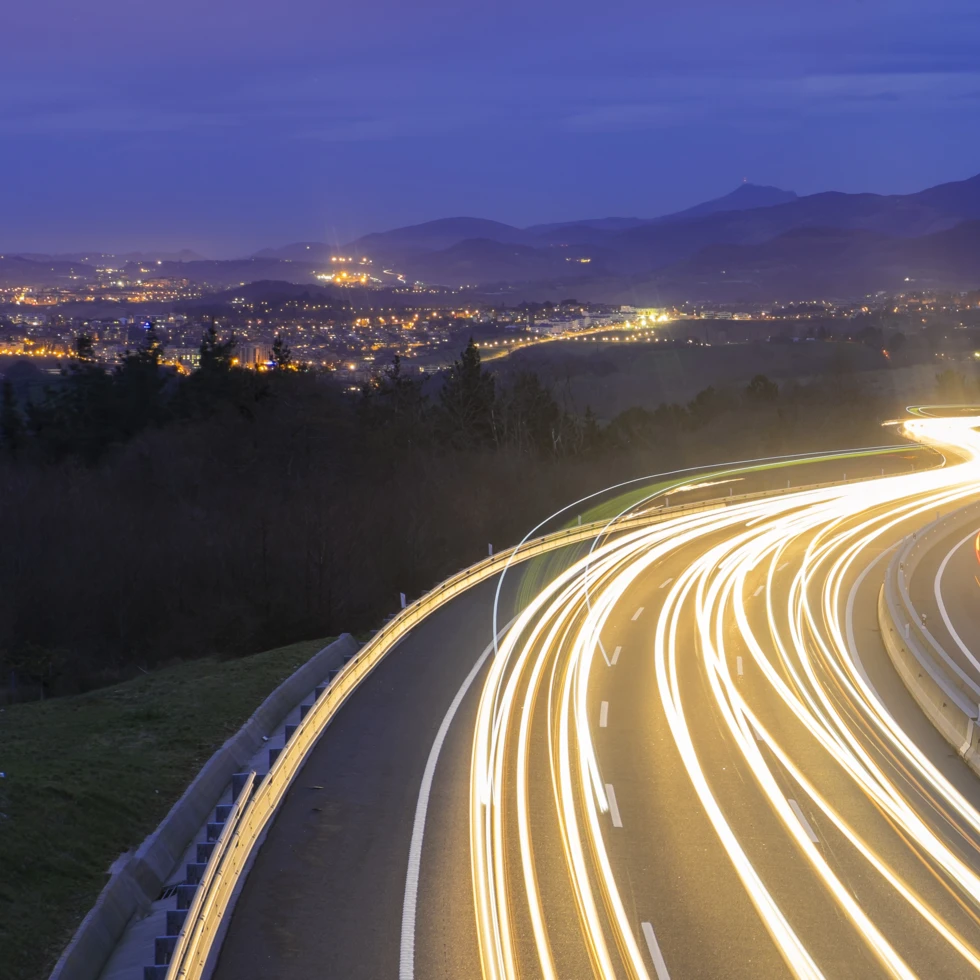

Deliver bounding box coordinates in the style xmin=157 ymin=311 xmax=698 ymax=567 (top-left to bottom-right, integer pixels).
xmin=466 ymin=415 xmax=980 ymax=979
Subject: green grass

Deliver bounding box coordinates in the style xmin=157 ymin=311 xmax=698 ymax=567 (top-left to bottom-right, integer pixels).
xmin=0 ymin=636 xmax=332 ymax=980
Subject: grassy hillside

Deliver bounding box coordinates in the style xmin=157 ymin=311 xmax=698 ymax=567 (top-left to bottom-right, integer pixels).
xmin=0 ymin=637 xmax=332 ymax=980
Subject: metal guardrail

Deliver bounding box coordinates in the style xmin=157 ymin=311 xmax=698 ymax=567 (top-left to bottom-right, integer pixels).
xmin=169 ymin=468 xmax=906 ymax=979
xmin=167 ymin=773 xmax=256 ymax=979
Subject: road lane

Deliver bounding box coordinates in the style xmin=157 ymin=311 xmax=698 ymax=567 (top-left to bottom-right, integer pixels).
xmin=212 ymin=576 xmax=507 ymax=980
xmin=212 ymin=419 xmax=980 ymax=980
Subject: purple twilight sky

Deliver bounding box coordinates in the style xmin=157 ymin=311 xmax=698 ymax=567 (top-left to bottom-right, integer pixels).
xmin=2 ymin=0 xmax=979 ymax=255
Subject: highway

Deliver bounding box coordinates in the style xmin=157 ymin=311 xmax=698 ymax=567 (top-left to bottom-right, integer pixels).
xmin=214 ymin=416 xmax=980 ymax=980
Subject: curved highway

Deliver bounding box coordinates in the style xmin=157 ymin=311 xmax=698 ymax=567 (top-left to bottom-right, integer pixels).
xmin=214 ymin=416 xmax=980 ymax=980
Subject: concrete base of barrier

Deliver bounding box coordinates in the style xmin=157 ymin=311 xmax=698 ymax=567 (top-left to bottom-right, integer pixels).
xmin=49 ymin=634 xmax=359 ymax=980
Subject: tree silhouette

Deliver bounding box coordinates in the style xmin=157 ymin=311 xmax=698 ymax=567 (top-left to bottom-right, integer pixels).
xmin=270 ymin=334 xmax=292 ymax=370
xmin=438 ymin=338 xmax=496 ymax=448
xmin=745 ymin=374 xmax=779 ymax=403
xmin=0 ymin=380 xmax=23 ymax=458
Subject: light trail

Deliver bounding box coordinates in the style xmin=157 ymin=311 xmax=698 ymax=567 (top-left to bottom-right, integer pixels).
xmin=464 ymin=414 xmax=980 ymax=979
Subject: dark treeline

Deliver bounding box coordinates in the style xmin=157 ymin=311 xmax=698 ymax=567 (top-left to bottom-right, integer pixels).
xmin=0 ymin=331 xmax=926 ymax=699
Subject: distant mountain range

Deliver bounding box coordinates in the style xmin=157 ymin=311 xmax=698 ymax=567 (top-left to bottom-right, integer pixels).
xmin=251 ymin=173 xmax=980 ymax=296
xmin=7 ymin=173 xmax=980 ymax=300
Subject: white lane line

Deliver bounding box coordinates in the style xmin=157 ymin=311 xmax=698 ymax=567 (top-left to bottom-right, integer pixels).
xmin=641 ymin=921 xmax=671 ymax=980
xmin=659 ymin=577 xmax=674 ymax=589
xmin=605 ymin=783 xmax=623 ymax=827
xmin=845 ymin=542 xmax=896 ymax=704
xmin=611 ymin=645 xmax=622 ymax=665
xmin=632 ymin=606 xmax=644 ymax=621
xmin=935 ymin=529 xmax=980 ymax=676
xmin=752 ymin=585 xmax=764 ymax=597
xmin=599 ymin=701 xmax=609 ymax=728
xmin=736 ymin=656 xmax=744 ymax=677
xmin=788 ymin=798 xmax=819 ymax=844
xmin=399 ymin=621 xmax=512 ymax=980
xmin=777 ymin=562 xmax=789 ymax=571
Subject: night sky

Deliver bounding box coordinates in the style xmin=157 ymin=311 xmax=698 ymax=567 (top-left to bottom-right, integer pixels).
xmin=3 ymin=0 xmax=978 ymax=255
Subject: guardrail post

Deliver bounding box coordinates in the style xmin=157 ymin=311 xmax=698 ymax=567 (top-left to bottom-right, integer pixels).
xmin=186 ymin=862 xmax=207 ymax=884
xmin=153 ymin=935 xmax=177 ymax=965
xmin=175 ymin=884 xmax=197 ymax=910
xmin=231 ymin=772 xmax=250 ymax=802
xmin=166 ymin=910 xmax=188 ymax=935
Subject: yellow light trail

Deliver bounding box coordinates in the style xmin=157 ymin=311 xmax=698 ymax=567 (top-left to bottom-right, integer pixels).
xmin=467 ymin=415 xmax=980 ymax=979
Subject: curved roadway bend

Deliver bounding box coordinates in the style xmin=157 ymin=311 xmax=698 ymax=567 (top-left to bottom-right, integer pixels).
xmin=215 ymin=418 xmax=980 ymax=980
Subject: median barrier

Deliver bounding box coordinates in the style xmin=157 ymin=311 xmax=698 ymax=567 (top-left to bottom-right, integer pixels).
xmin=48 ymin=633 xmax=359 ymax=980
xmin=878 ymin=499 xmax=980 ymax=774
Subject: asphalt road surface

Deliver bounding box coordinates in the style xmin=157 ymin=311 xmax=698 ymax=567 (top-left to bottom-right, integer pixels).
xmin=215 ymin=420 xmax=980 ymax=980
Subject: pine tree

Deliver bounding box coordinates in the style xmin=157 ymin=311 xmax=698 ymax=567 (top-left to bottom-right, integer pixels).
xmin=270 ymin=334 xmax=292 ymax=370
xmin=438 ymin=338 xmax=496 ymax=448
xmin=199 ymin=323 xmax=237 ymax=376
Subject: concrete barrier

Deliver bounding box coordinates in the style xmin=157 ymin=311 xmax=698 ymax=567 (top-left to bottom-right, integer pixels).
xmin=877 ymin=500 xmax=980 ymax=774
xmin=48 ymin=634 xmax=359 ymax=980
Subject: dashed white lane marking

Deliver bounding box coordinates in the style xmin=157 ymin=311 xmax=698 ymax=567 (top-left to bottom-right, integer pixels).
xmin=788 ymin=798 xmax=819 ymax=843
xmin=611 ymin=645 xmax=622 ymax=665
xmin=752 ymin=585 xmax=765 ymax=597
xmin=736 ymin=656 xmax=744 ymax=677
xmin=599 ymin=701 xmax=609 ymax=728
xmin=777 ymin=562 xmax=789 ymax=571
xmin=632 ymin=606 xmax=644 ymax=621
xmin=605 ymin=783 xmax=623 ymax=827
xmin=641 ymin=921 xmax=671 ymax=980
xmin=659 ymin=577 xmax=674 ymax=589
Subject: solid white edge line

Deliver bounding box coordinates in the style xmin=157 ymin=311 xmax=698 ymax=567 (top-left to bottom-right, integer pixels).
xmin=935 ymin=529 xmax=980 ymax=676
xmin=844 ymin=542 xmax=895 ymax=706
xmin=600 ymin=701 xmax=609 ymax=728
xmin=788 ymin=798 xmax=819 ymax=844
xmin=632 ymin=606 xmax=644 ymax=621
xmin=611 ymin=645 xmax=622 ymax=665
xmin=605 ymin=783 xmax=623 ymax=827
xmin=398 ymin=619 xmax=513 ymax=980
xmin=641 ymin=921 xmax=671 ymax=980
